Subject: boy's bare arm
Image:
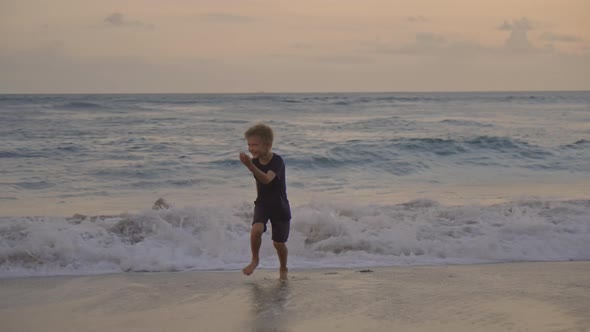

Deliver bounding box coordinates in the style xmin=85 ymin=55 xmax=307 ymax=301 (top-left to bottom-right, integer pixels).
xmin=249 ymin=165 xmax=276 ymax=185
xmin=239 ymin=152 xmax=276 ymax=184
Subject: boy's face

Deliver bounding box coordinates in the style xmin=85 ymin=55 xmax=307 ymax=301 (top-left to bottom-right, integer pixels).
xmin=247 ymin=135 xmax=271 ymax=158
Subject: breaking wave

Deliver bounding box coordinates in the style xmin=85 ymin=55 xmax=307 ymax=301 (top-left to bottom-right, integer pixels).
xmin=1 ymin=199 xmax=589 ymax=277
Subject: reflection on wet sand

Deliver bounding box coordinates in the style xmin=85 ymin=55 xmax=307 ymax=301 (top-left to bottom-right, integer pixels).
xmin=249 ymin=280 xmax=291 ymax=331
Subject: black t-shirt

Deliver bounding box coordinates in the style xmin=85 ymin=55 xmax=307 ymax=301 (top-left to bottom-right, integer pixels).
xmin=252 ymin=153 xmax=291 ymax=220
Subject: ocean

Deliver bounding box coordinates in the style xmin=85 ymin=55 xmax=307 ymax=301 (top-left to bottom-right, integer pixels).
xmin=1 ymin=91 xmax=589 ymax=277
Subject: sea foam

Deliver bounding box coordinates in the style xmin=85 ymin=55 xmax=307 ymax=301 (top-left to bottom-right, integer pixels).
xmin=1 ymin=199 xmax=588 ymax=277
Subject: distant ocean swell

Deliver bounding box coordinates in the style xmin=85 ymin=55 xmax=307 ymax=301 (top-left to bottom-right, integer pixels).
xmin=284 ymin=135 xmax=588 ymax=173
xmin=1 ymin=91 xmax=588 ymax=110
xmin=1 ymin=133 xmax=588 ymax=193
xmin=1 ymin=199 xmax=589 ymax=277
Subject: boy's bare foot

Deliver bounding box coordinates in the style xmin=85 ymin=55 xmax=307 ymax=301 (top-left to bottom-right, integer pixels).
xmin=279 ymin=267 xmax=288 ymax=280
xmin=242 ymin=260 xmax=259 ymax=276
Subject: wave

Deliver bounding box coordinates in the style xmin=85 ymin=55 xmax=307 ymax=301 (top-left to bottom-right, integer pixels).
xmin=501 ymin=94 xmax=572 ymax=103
xmin=439 ymin=119 xmax=495 ymax=128
xmin=0 ymin=151 xmax=37 ymax=158
xmin=392 ymin=136 xmax=519 ymax=153
xmin=332 ymin=116 xmax=412 ymax=131
xmin=1 ymin=198 xmax=588 ymax=277
xmin=390 ymin=136 xmax=553 ymax=160
xmin=287 ymin=136 xmax=559 ymax=173
xmin=6 ymin=181 xmax=56 ymax=190
xmin=127 ymin=178 xmax=213 ymax=189
xmin=280 ymin=99 xmax=304 ymax=103
xmin=564 ymin=139 xmax=590 ymax=149
xmin=246 ymin=94 xmax=445 ymax=106
xmin=58 ymin=101 xmax=106 ymax=109
xmin=0 ymin=147 xmax=47 ymax=158
xmin=356 ymin=95 xmax=439 ymax=103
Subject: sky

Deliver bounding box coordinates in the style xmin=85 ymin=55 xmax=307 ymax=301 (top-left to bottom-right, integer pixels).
xmin=1 ymin=0 xmax=589 ymax=93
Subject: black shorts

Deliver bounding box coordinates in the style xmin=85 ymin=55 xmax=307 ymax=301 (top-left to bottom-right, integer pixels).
xmin=252 ymin=205 xmax=291 ymax=243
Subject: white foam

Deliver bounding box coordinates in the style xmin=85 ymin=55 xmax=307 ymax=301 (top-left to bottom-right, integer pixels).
xmin=1 ymin=199 xmax=589 ymax=277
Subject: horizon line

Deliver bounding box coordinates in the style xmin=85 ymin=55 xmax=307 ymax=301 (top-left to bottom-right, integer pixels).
xmin=1 ymin=89 xmax=589 ymax=95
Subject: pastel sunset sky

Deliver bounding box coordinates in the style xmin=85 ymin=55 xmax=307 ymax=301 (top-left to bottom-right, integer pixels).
xmin=1 ymin=0 xmax=589 ymax=93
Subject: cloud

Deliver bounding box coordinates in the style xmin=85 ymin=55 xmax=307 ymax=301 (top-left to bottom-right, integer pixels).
xmin=201 ymin=13 xmax=257 ymax=23
xmin=266 ymin=52 xmax=374 ymax=65
xmin=504 ymin=29 xmax=534 ymax=52
xmin=104 ymin=13 xmax=125 ymax=26
xmin=498 ymin=17 xmax=539 ymax=53
xmin=499 ymin=17 xmax=534 ymax=31
xmin=406 ymin=16 xmax=428 ymax=23
xmin=313 ymin=55 xmax=374 ymax=65
xmin=396 ymin=32 xmax=447 ymax=55
xmin=104 ymin=13 xmax=155 ymax=29
xmin=541 ymin=32 xmax=583 ymax=43
xmin=370 ymin=16 xmax=554 ymax=57
xmin=373 ymin=17 xmax=569 ymax=58
xmin=416 ymin=33 xmax=445 ymax=44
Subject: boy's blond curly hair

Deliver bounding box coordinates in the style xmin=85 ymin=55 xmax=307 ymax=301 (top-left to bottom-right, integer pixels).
xmin=244 ymin=123 xmax=274 ymax=145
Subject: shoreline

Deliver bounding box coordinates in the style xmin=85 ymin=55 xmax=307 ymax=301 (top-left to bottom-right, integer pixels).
xmin=1 ymin=261 xmax=589 ymax=331
xmin=2 ymin=190 xmax=589 ymax=218
xmin=1 ymin=259 xmax=588 ymax=280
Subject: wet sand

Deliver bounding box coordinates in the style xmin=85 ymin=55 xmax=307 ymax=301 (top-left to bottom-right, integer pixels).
xmin=1 ymin=262 xmax=589 ymax=332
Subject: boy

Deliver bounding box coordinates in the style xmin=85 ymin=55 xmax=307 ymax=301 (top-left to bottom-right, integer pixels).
xmin=239 ymin=123 xmax=291 ymax=280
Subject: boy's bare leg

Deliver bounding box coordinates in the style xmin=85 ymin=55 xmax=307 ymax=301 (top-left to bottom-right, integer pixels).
xmin=273 ymin=241 xmax=288 ymax=280
xmin=243 ymin=223 xmax=264 ymax=276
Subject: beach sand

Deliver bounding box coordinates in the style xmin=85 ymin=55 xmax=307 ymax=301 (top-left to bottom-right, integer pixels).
xmin=1 ymin=262 xmax=589 ymax=332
